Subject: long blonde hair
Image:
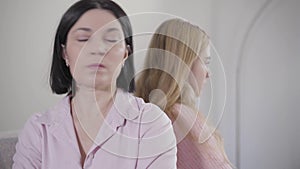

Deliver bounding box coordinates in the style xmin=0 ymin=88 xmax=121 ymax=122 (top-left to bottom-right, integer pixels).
xmin=136 ymin=18 xmax=208 ymax=111
xmin=135 ymin=18 xmax=232 ymax=165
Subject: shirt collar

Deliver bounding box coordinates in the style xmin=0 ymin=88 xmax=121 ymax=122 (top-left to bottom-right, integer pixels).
xmin=35 ymin=89 xmax=140 ymax=131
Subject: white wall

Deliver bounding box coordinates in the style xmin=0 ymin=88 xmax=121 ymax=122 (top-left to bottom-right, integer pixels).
xmin=211 ymin=0 xmax=300 ymax=168
xmin=0 ymin=0 xmax=76 ymax=133
xmin=238 ymin=0 xmax=300 ymax=168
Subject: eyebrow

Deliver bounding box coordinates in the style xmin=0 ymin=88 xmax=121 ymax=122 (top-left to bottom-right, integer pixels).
xmin=105 ymin=27 xmax=120 ymax=33
xmin=72 ymin=27 xmax=120 ymax=34
xmin=73 ymin=27 xmax=93 ymax=33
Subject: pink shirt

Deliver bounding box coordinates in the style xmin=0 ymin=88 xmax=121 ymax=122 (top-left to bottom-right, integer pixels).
xmin=13 ymin=89 xmax=177 ymax=169
xmin=171 ymin=104 xmax=232 ymax=169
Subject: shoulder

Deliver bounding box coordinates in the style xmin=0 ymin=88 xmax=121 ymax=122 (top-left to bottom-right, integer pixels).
xmin=130 ymin=93 xmax=171 ymax=128
xmin=112 ymin=89 xmax=174 ymax=138
xmin=135 ymin=95 xmax=165 ymax=120
xmin=115 ymin=89 xmax=168 ymax=123
xmin=20 ymin=96 xmax=70 ymax=137
xmin=20 ymin=113 xmax=44 ymax=138
xmin=35 ymin=96 xmax=70 ymax=125
xmin=132 ymin=95 xmax=176 ymax=158
xmin=171 ymin=103 xmax=196 ymax=115
xmin=13 ymin=96 xmax=69 ymax=169
xmin=171 ymin=103 xmax=209 ymax=143
xmin=109 ymin=90 xmax=176 ymax=157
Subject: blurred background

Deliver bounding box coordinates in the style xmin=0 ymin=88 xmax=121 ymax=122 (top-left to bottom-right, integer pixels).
xmin=0 ymin=0 xmax=299 ymax=168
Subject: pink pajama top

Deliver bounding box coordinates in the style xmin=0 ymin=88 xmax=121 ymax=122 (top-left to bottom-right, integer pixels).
xmin=13 ymin=89 xmax=177 ymax=169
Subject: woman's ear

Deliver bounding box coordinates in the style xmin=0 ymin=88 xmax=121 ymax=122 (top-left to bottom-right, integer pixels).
xmin=124 ymin=45 xmax=130 ymax=59
xmin=61 ymin=44 xmax=69 ymax=67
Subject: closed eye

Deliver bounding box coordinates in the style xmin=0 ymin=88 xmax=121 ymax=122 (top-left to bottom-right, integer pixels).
xmin=104 ymin=39 xmax=118 ymax=43
xmin=77 ymin=38 xmax=89 ymax=42
xmin=77 ymin=36 xmax=90 ymax=42
xmin=104 ymin=28 xmax=122 ymax=44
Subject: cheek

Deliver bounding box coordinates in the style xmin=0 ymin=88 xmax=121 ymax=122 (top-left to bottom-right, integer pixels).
xmin=113 ymin=41 xmax=126 ymax=54
xmin=189 ymin=61 xmax=207 ymax=94
xmin=199 ymin=64 xmax=207 ymax=79
xmin=111 ymin=46 xmax=125 ymax=57
xmin=65 ymin=42 xmax=89 ymax=81
xmin=195 ymin=65 xmax=207 ymax=87
xmin=65 ymin=42 xmax=83 ymax=64
xmin=106 ymin=43 xmax=126 ymax=62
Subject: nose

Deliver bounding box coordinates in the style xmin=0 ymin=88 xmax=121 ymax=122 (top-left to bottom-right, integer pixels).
xmin=206 ymin=72 xmax=210 ymax=78
xmin=91 ymin=50 xmax=105 ymax=56
xmin=90 ymin=45 xmax=106 ymax=56
xmin=89 ymin=39 xmax=107 ymax=56
xmin=205 ymin=67 xmax=211 ymax=78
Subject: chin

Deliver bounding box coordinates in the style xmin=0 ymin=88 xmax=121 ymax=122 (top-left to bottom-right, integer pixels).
xmin=76 ymin=78 xmax=111 ymax=90
xmin=94 ymin=79 xmax=115 ymax=90
xmin=193 ymin=84 xmax=202 ymax=95
xmin=195 ymin=91 xmax=201 ymax=97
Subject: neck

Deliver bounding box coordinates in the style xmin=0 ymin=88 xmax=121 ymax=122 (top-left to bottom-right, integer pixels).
xmin=71 ymin=84 xmax=117 ymax=120
xmin=70 ymin=85 xmax=117 ymax=149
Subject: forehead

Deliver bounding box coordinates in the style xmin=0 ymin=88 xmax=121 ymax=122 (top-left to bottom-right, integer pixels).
xmin=70 ymin=9 xmax=122 ymax=33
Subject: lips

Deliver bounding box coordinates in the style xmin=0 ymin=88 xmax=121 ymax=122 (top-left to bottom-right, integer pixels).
xmin=87 ymin=63 xmax=106 ymax=69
